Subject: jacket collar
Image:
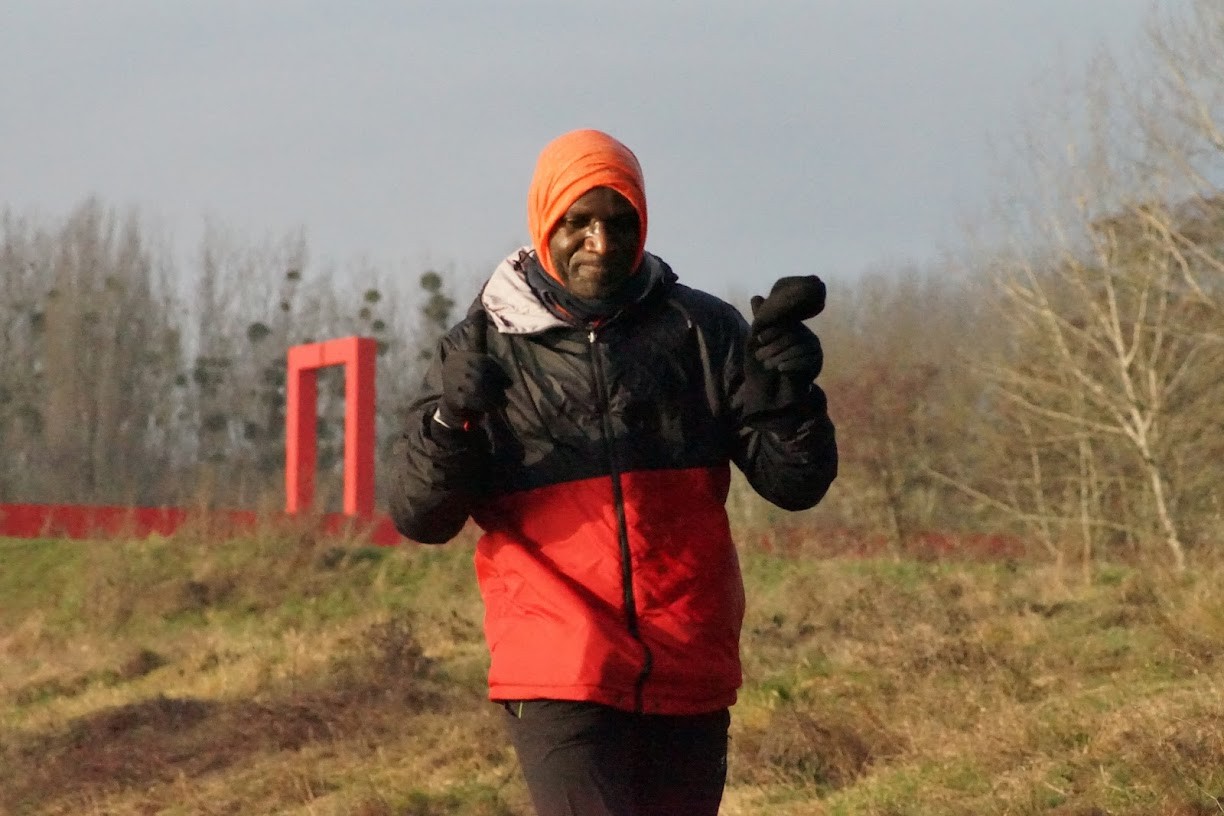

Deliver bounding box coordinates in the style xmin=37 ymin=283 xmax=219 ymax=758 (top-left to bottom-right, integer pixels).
xmin=480 ymin=247 xmax=673 ymax=336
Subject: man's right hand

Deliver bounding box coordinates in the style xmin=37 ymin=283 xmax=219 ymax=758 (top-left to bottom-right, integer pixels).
xmin=435 ymin=315 xmax=511 ymax=431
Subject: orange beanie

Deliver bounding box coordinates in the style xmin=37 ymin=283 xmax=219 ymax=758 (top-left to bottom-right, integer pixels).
xmin=527 ymin=129 xmax=648 ymax=282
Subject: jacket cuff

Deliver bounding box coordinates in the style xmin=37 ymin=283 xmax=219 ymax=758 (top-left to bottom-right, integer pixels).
xmin=744 ymin=383 xmax=828 ymax=435
xmin=426 ymin=409 xmax=478 ymax=447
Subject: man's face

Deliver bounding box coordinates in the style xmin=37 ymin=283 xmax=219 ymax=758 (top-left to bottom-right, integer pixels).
xmin=547 ymin=186 xmax=641 ymax=299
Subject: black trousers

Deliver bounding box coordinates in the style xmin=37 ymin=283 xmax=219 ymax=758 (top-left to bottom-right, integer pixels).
xmin=502 ymin=700 xmax=730 ymax=816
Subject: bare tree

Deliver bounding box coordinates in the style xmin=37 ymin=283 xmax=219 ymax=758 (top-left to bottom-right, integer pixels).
xmin=0 ymin=200 xmax=186 ymax=504
xmin=972 ymin=0 xmax=1224 ymax=571
xmin=0 ymin=211 xmax=51 ymax=500
xmin=817 ymin=266 xmax=1004 ymax=554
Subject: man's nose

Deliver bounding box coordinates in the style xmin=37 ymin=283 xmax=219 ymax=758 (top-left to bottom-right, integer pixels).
xmin=585 ymin=221 xmax=609 ymax=254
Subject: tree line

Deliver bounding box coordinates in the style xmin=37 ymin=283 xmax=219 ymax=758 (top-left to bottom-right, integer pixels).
xmin=2 ymin=0 xmax=1221 ymax=570
xmin=0 ymin=205 xmax=457 ymax=516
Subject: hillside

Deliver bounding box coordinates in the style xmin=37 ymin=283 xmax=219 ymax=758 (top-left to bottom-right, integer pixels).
xmin=1 ymin=530 xmax=1221 ymax=815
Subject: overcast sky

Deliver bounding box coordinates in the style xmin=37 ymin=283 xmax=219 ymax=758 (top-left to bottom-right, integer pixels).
xmin=2 ymin=1 xmax=1176 ymax=299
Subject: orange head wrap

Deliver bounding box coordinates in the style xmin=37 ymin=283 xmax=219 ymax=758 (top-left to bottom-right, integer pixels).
xmin=527 ymin=129 xmax=648 ymax=282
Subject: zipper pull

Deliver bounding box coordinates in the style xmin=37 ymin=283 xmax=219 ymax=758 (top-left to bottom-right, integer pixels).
xmin=588 ymin=329 xmax=597 ymax=344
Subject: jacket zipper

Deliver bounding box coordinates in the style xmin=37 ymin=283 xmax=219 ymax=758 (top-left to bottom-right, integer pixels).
xmin=588 ymin=328 xmax=653 ymax=713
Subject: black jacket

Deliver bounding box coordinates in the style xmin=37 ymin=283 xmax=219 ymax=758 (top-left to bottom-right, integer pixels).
xmin=388 ymin=249 xmax=836 ymax=714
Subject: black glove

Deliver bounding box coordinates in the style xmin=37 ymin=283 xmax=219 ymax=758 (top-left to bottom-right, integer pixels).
xmin=750 ymin=275 xmax=826 ymax=330
xmin=743 ymin=276 xmax=826 ymax=421
xmin=750 ymin=275 xmax=825 ymax=383
xmin=435 ymin=312 xmax=510 ymax=431
xmin=750 ymin=308 xmax=824 ymax=383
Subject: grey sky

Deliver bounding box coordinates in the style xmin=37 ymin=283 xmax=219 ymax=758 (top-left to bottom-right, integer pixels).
xmin=2 ymin=1 xmax=1173 ymax=299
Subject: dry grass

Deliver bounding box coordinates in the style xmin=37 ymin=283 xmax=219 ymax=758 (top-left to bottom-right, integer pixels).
xmin=2 ymin=531 xmax=1223 ymax=815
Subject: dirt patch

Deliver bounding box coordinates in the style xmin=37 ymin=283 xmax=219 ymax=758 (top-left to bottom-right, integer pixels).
xmin=1 ymin=674 xmax=466 ymax=813
xmin=11 ymin=647 xmax=168 ymax=706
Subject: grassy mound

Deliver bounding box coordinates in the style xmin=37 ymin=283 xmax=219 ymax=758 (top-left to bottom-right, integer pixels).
xmin=1 ymin=531 xmax=1221 ymax=815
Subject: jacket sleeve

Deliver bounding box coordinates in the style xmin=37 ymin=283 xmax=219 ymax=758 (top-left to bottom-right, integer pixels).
xmin=719 ymin=308 xmax=838 ymax=511
xmin=388 ymin=318 xmax=491 ymax=544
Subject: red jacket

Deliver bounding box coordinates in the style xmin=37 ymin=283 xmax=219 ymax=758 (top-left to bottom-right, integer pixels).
xmin=390 ymin=249 xmax=837 ymax=714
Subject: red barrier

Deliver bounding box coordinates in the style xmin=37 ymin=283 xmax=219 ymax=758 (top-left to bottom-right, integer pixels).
xmin=0 ymin=503 xmax=402 ymax=546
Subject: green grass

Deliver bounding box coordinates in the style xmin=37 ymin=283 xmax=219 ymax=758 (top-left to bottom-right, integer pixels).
xmin=2 ymin=532 xmax=1223 ymax=815
xmin=0 ymin=538 xmax=87 ymax=622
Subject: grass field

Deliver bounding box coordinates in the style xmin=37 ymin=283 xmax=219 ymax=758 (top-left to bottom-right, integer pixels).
xmin=1 ymin=526 xmax=1222 ymax=815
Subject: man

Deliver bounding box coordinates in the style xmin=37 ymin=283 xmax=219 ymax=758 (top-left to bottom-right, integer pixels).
xmin=390 ymin=129 xmax=837 ymax=816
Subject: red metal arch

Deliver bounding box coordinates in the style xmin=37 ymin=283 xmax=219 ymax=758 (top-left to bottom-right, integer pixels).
xmin=285 ymin=336 xmax=377 ymax=518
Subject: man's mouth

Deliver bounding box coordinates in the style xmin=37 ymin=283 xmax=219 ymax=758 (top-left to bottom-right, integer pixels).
xmin=575 ymin=258 xmax=625 ymax=276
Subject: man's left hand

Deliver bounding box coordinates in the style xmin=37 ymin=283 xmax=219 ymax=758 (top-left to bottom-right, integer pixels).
xmin=750 ymin=296 xmax=823 ymax=383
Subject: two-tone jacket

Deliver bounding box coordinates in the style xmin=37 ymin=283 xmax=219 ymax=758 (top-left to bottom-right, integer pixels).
xmin=389 ymin=249 xmax=837 ymax=715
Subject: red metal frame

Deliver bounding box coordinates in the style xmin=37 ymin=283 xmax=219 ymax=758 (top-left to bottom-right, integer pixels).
xmin=285 ymin=336 xmax=377 ymax=518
